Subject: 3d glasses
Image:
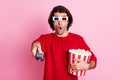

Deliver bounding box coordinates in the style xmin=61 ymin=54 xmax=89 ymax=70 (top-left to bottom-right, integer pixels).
xmin=52 ymin=16 xmax=68 ymax=21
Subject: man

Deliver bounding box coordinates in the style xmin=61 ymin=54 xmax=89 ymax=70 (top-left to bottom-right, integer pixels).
xmin=31 ymin=5 xmax=97 ymax=80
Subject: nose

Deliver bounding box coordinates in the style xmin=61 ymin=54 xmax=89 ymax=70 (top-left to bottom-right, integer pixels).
xmin=58 ymin=20 xmax=62 ymax=25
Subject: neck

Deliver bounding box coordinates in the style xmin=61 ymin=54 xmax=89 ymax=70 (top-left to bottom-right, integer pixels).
xmin=55 ymin=32 xmax=69 ymax=37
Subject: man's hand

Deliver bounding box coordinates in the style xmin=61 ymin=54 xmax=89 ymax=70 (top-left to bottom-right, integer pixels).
xmin=31 ymin=41 xmax=43 ymax=57
xmin=69 ymin=59 xmax=96 ymax=71
xmin=69 ymin=59 xmax=90 ymax=71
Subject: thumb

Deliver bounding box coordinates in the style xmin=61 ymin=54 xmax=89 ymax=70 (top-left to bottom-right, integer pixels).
xmin=74 ymin=59 xmax=81 ymax=63
xmin=31 ymin=46 xmax=37 ymax=57
xmin=37 ymin=44 xmax=44 ymax=54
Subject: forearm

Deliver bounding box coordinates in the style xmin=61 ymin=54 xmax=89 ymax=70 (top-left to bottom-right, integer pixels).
xmin=88 ymin=60 xmax=96 ymax=70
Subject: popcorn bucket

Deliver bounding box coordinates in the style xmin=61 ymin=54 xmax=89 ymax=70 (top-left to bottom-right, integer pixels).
xmin=68 ymin=49 xmax=91 ymax=76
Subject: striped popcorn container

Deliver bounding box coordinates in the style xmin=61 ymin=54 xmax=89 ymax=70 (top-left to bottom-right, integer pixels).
xmin=68 ymin=49 xmax=92 ymax=76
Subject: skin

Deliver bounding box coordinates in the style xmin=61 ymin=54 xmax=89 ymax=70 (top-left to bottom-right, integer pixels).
xmin=31 ymin=12 xmax=96 ymax=71
xmin=53 ymin=12 xmax=69 ymax=37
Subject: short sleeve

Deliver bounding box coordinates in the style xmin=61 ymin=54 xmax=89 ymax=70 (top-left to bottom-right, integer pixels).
xmin=80 ymin=37 xmax=97 ymax=68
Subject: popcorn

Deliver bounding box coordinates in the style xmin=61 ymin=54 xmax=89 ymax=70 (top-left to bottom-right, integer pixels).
xmin=68 ymin=49 xmax=91 ymax=76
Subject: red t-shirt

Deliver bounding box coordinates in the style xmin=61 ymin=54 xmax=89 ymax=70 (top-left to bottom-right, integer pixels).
xmin=36 ymin=32 xmax=97 ymax=80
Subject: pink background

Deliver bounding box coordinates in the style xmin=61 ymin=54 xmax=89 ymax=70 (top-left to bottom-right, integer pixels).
xmin=0 ymin=0 xmax=120 ymax=80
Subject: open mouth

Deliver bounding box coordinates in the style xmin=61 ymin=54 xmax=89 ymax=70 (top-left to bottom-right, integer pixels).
xmin=59 ymin=27 xmax=62 ymax=30
xmin=57 ymin=26 xmax=62 ymax=31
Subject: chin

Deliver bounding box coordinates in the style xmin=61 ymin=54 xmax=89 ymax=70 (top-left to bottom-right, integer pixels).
xmin=56 ymin=32 xmax=64 ymax=36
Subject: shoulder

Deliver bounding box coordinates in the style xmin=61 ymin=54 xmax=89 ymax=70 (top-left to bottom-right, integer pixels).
xmin=39 ymin=33 xmax=53 ymax=38
xmin=69 ymin=32 xmax=84 ymax=40
xmin=36 ymin=33 xmax=54 ymax=43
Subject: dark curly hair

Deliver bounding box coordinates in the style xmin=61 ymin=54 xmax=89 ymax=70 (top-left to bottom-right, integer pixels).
xmin=48 ymin=5 xmax=73 ymax=31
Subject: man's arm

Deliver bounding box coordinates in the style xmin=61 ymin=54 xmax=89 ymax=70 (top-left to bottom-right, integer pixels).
xmin=88 ymin=60 xmax=96 ymax=70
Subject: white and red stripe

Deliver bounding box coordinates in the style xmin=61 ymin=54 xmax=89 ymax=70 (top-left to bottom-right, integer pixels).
xmin=68 ymin=49 xmax=91 ymax=76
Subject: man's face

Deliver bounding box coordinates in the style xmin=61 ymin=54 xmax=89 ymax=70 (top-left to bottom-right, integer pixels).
xmin=53 ymin=12 xmax=68 ymax=36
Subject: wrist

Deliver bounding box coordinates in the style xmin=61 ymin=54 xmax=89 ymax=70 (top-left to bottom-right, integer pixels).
xmin=86 ymin=63 xmax=90 ymax=70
